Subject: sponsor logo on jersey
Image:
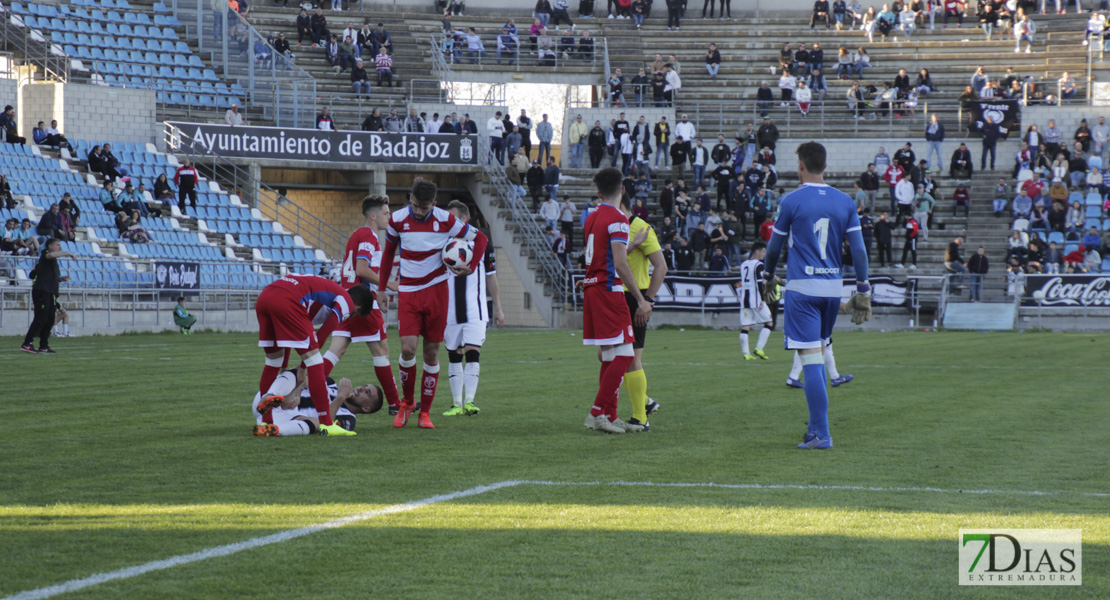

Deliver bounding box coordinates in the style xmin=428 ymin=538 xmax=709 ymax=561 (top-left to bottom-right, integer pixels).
xmin=403 ymin=223 xmax=411 ymax=230
xmin=804 ymin=266 xmax=840 ymax=275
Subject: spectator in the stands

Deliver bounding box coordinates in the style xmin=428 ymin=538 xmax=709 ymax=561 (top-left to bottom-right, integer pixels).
xmin=496 ymin=27 xmax=519 ymax=65
xmin=1059 ymin=71 xmax=1077 ymax=100
xmin=174 ymin=158 xmax=198 ymax=212
xmin=349 ymin=59 xmax=371 ymax=96
xmin=13 ymin=218 xmax=39 ymax=255
xmin=778 ymin=67 xmax=797 ymax=105
xmin=756 ymin=81 xmax=774 ymax=117
xmin=943 ymin=0 xmax=963 ymax=27
xmin=457 ymin=113 xmax=478 ymax=135
xmin=42 ymin=120 xmax=68 ymax=149
xmin=372 ymin=47 xmax=393 ymax=87
xmin=403 ymin=109 xmax=425 ymax=133
xmin=37 ymin=203 xmax=64 ymax=239
xmin=381 ymin=108 xmax=403 ymax=133
xmin=1013 ymin=12 xmax=1035 ymax=54
xmin=463 ymin=27 xmax=484 ymax=64
xmin=664 ymin=63 xmax=682 ymax=106
xmin=117 ymin=182 xmax=146 ymax=218
xmin=337 ymin=35 xmax=359 ymax=73
xmin=32 ymin=122 xmax=48 ymax=145
xmin=438 ymin=115 xmax=455 ymax=133
xmin=1082 ymin=226 xmax=1102 ymax=252
xmin=315 ymin=106 xmax=336 ymax=131
xmin=536 ymin=114 xmax=553 ymax=165
xmin=544 ymin=157 xmax=561 ymax=201
xmin=526 ymin=159 xmax=545 ymax=209
xmin=1066 ymin=200 xmax=1085 ymax=234
xmin=812 ymin=0 xmax=832 ymax=29
xmin=0 ymin=174 xmax=12 ymax=210
xmin=296 ymin=8 xmax=312 ymax=45
xmin=361 ymin=108 xmax=384 ymax=132
xmin=1011 ymin=188 xmax=1033 ymax=219
xmin=225 ymin=103 xmax=244 ymax=127
xmin=534 ymin=0 xmax=553 ymax=27
xmin=539 ymin=195 xmax=559 ymax=231
xmin=952 ymin=182 xmax=970 ymax=217
xmin=705 ymin=43 xmax=721 ymax=79
xmin=448 ymin=0 xmax=466 ymax=16
xmin=0 ymin=106 xmax=23 ymax=145
xmin=122 ymin=210 xmax=151 ymax=244
xmin=101 ymin=144 xmax=129 ymax=181
xmin=271 ymin=32 xmax=293 ymax=69
xmin=551 ymin=0 xmax=576 ymax=27
xmin=311 ymin=9 xmax=329 ymax=46
xmin=836 ymin=47 xmax=853 ymax=79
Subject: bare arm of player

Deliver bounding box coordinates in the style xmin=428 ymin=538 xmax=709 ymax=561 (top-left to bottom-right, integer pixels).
xmin=645 ymin=248 xmax=668 ymax=299
xmin=487 ymin=271 xmax=505 ymax=329
xmin=611 ymin=241 xmax=652 ymax=326
xmin=376 ymin=235 xmax=399 ymax=311
xmin=330 ymin=378 xmax=353 ymax=421
xmin=356 ymin=258 xmax=397 ymax=291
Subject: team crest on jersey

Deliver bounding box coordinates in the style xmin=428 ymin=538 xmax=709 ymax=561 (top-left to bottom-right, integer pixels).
xmin=423 ymin=375 xmax=436 ymax=388
xmin=403 ymin=223 xmax=410 ymax=230
xmin=433 ymin=221 xmax=440 ymax=232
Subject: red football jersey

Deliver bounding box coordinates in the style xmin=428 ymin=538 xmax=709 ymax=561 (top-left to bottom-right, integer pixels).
xmin=383 ymin=206 xmax=476 ymax=292
xmin=266 ymin=274 xmax=354 ymax=324
xmin=582 ymin=203 xmax=630 ymax=292
xmin=341 ymin=226 xmax=382 ymax=310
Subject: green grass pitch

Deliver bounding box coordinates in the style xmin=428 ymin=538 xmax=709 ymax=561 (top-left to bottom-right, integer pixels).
xmin=0 ymin=328 xmax=1107 ymax=599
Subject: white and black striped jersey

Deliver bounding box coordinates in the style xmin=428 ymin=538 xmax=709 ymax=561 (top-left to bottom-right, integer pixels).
xmin=447 ymin=245 xmax=497 ymax=326
xmin=738 ymin=258 xmax=765 ymax=309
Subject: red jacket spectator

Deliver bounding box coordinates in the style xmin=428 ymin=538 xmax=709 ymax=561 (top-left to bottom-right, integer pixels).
xmin=1021 ymin=178 xmax=1043 ymax=199
xmin=883 ymin=164 xmax=905 ymax=185
xmin=760 ymin=220 xmax=774 ymax=241
xmin=952 ymin=187 xmax=970 ymax=205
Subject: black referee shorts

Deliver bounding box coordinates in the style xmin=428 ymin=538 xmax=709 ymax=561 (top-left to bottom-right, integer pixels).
xmin=624 ymin=290 xmax=648 ymax=349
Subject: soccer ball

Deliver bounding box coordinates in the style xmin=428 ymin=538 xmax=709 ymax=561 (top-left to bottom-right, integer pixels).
xmin=442 ymin=239 xmax=474 ymax=269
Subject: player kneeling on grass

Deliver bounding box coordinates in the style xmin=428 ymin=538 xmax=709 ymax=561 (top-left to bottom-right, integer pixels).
xmin=616 ymin=195 xmax=667 ymax=431
xmin=442 ymin=200 xmax=505 ymax=417
xmin=762 ymin=141 xmax=871 ymax=450
xmin=377 ymin=178 xmax=489 ymax=429
xmin=253 ymin=366 xmax=383 ymax=436
xmin=581 ymin=167 xmax=653 ymax=434
xmin=256 ymin=274 xmax=374 ymax=438
xmin=737 ymin=241 xmax=775 ymax=361
xmin=786 ymin=337 xmax=852 ymax=388
xmin=323 ymin=194 xmax=403 ymax=415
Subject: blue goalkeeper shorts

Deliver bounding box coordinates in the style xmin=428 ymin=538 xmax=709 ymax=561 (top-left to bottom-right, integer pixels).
xmin=783 ymin=291 xmax=840 ymax=350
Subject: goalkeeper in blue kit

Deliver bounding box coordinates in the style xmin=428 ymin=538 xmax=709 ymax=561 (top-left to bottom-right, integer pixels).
xmin=762 ymin=142 xmax=871 ymax=449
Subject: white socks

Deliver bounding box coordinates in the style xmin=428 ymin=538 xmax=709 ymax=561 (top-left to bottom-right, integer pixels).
xmin=740 ymin=331 xmax=750 ymax=355
xmin=757 ymin=327 xmax=771 ymax=351
xmin=464 ymin=361 xmax=480 ymax=403
xmin=448 ymin=362 xmax=465 ymax=407
xmin=790 ymin=351 xmax=803 ymax=380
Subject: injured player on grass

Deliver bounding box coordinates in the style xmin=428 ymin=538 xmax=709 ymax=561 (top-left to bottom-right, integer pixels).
xmin=252 ymin=366 xmax=383 ymax=436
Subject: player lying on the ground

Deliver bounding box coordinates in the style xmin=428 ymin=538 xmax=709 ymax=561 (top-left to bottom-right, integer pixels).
xmin=580 ymin=167 xmax=653 ymax=434
xmin=253 ymin=366 xmax=383 ymax=436
xmin=786 ymin=339 xmax=853 ymax=388
xmin=256 ymin=274 xmax=374 ymax=438
xmin=443 ymin=200 xmax=504 ymax=417
xmin=737 ymin=241 xmax=775 ymax=361
xmin=324 ymin=194 xmax=402 ymax=415
xmin=377 ymin=177 xmax=489 ymax=430
xmin=762 ymin=141 xmax=870 ymax=450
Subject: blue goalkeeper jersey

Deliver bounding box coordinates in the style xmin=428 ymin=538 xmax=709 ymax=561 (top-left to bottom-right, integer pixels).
xmin=770 ymin=182 xmax=861 ymax=298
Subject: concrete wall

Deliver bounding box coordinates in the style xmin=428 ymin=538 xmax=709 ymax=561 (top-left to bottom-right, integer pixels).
xmin=19 ymin=82 xmax=156 ymax=146
xmin=0 ymin=78 xmax=17 ymax=114
xmin=486 ymin=246 xmax=550 ymax=327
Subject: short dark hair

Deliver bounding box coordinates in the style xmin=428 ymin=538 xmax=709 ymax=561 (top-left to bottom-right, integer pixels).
xmin=592 ymin=167 xmax=624 ymax=199
xmin=796 ymin=141 xmax=827 ymax=174
xmin=346 ymin=284 xmax=375 ymax=317
xmin=361 ymin=194 xmax=389 ymax=216
xmin=410 ymin=177 xmax=437 ymax=205
xmin=750 ymin=241 xmax=767 ymax=251
xmin=176 ymin=296 xmax=185 ymax=302
xmin=447 ymin=199 xmax=469 ymax=218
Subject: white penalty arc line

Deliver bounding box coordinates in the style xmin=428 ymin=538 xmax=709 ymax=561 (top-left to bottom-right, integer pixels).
xmin=4 ymin=479 xmax=1107 ymax=600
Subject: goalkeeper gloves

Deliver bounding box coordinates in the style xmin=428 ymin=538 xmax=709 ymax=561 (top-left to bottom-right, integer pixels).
xmin=844 ymin=283 xmax=872 ymax=325
xmin=762 ymin=272 xmax=785 ymax=306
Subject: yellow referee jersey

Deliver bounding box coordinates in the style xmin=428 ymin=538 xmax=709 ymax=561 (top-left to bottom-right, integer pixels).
xmin=623 ymin=216 xmax=661 ymax=292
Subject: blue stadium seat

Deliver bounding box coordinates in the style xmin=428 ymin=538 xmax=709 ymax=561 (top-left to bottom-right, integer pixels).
xmin=1086 ymin=205 xmax=1102 ymax=218
xmin=174 ymin=41 xmax=188 ymax=53
xmin=105 ymin=22 xmax=118 ymax=34
xmin=173 ymin=53 xmax=188 ymax=67
xmin=118 ymin=0 xmax=134 ymax=9
xmin=134 ymin=25 xmax=149 ymax=38
xmin=188 ymin=55 xmax=204 ymax=68
xmin=187 ymin=67 xmax=203 ymax=80
xmin=162 ymin=27 xmax=177 ymax=40
xmin=153 ymin=1 xmax=169 ymax=11
xmin=136 ymin=14 xmax=151 ymax=26
xmin=1086 ymin=192 xmax=1102 ymax=206
xmin=11 ymin=2 xmax=25 ymax=14
xmin=90 ymin=9 xmax=105 ymax=21
xmin=202 ymin=68 xmax=217 ymax=81
xmin=123 ymin=12 xmax=137 ymax=24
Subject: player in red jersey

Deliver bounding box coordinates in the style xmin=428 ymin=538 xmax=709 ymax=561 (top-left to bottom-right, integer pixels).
xmin=377 ymin=177 xmax=488 ymax=429
xmin=581 ymin=167 xmax=652 ymax=434
xmin=321 ymin=194 xmax=403 ymax=415
xmin=255 ymin=274 xmax=373 ymax=437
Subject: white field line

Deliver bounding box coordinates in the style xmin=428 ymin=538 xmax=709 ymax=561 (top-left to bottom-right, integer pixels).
xmin=4 ymin=479 xmax=1107 ymax=600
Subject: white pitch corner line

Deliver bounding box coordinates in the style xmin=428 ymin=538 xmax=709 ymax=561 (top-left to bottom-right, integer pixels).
xmin=4 ymin=479 xmax=1106 ymax=600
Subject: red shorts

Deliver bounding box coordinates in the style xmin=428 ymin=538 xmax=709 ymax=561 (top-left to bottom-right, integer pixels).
xmin=397 ymin=283 xmax=448 ymax=343
xmin=582 ymin=286 xmax=634 ymax=346
xmin=256 ymin=287 xmax=317 ymax=350
xmin=334 ymin=308 xmax=386 ymax=343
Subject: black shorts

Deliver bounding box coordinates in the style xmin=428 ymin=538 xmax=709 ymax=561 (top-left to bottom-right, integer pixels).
xmin=624 ymin=290 xmax=647 ymax=349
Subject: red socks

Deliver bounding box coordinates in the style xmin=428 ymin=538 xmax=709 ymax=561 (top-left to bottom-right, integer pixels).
xmin=593 ymin=355 xmax=632 ymax=419
xmin=305 ymin=359 xmax=333 ymax=426
xmin=399 ymin=357 xmax=417 ymax=404
xmin=375 ymin=362 xmax=401 ymax=410
xmin=420 ymin=363 xmax=440 ymax=414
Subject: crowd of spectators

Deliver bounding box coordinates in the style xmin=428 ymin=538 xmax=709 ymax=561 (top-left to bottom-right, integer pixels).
xmin=440 ymin=14 xmax=595 ymax=66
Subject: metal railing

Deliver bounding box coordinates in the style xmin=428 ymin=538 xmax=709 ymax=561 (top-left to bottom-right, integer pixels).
xmin=175 ymin=0 xmax=317 ymax=127
xmin=569 ymin=96 xmax=1011 ymax=139
xmin=476 ymin=133 xmax=568 ymax=302
xmin=0 ymin=13 xmax=69 ymax=84
xmin=164 ymin=122 xmax=347 ymax=260
xmin=433 ymin=32 xmax=605 ymax=70
xmin=0 ymin=253 xmax=278 ymax=290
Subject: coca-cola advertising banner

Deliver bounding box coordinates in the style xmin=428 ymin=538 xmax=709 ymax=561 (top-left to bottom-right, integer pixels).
xmin=1023 ymin=274 xmax=1110 ymax=307
xmin=166 ymin=122 xmax=477 ymax=165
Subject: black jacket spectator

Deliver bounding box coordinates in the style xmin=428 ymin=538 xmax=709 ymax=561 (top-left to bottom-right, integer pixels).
xmin=860 ymin=170 xmax=880 ymax=191
xmin=968 ymin=252 xmax=989 ymax=274
xmin=362 ymin=113 xmax=384 ymax=131
xmin=296 ymin=11 xmax=312 ymax=44
xmin=350 ymin=64 xmax=369 ymax=84
xmin=757 ymin=121 xmax=779 ymax=150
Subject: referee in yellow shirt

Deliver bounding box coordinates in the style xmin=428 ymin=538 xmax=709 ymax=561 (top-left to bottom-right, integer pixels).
xmin=618 ymin=196 xmax=668 ymax=431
